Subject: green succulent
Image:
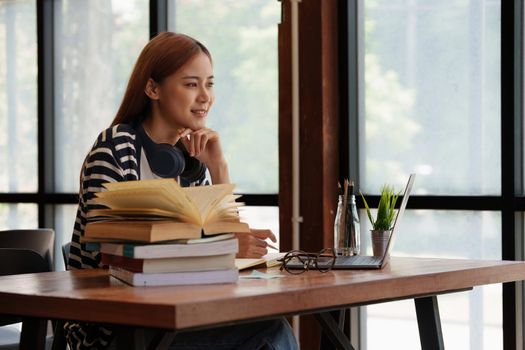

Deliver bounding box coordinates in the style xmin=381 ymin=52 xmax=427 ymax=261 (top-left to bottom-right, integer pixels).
xmin=360 ymin=185 xmax=399 ymax=231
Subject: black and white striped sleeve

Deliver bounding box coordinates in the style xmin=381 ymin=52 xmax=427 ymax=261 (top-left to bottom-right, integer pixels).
xmin=68 ymin=124 xmax=139 ymax=270
xmin=65 ymin=125 xmax=140 ymax=350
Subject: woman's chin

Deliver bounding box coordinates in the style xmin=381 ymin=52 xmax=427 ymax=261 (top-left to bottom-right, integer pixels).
xmin=189 ymin=121 xmax=207 ymax=130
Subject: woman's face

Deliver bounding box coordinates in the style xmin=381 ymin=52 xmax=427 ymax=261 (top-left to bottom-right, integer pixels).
xmin=156 ymin=52 xmax=215 ymax=130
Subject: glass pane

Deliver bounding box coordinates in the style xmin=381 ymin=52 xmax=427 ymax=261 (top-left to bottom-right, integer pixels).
xmin=361 ymin=1 xmax=501 ymax=195
xmin=0 ymin=0 xmax=37 ymax=192
xmin=168 ymin=0 xmax=280 ymax=193
xmin=54 ymin=0 xmax=148 ymax=192
xmin=360 ymin=210 xmax=501 ymax=349
xmin=239 ymin=206 xmax=280 ymax=250
xmin=0 ymin=203 xmax=38 ymax=230
xmin=54 ymin=204 xmax=77 ymax=271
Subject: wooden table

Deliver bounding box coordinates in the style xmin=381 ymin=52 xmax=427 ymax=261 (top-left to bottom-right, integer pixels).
xmin=1 ymin=257 xmax=525 ymax=350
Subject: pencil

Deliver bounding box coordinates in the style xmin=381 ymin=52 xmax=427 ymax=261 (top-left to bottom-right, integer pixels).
xmin=267 ymin=243 xmax=278 ymax=250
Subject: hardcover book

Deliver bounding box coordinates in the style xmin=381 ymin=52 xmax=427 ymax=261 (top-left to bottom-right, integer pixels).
xmin=96 ymin=237 xmax=238 ymax=259
xmin=101 ymin=252 xmax=236 ymax=273
xmin=109 ymin=266 xmax=239 ymax=286
xmin=84 ymin=179 xmax=250 ymax=242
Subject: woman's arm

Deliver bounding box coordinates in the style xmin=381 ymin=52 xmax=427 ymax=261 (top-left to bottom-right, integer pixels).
xmin=179 ymin=127 xmax=277 ymax=258
xmin=207 ymin=159 xmax=230 ymax=184
xmin=178 ymin=127 xmax=230 ymax=184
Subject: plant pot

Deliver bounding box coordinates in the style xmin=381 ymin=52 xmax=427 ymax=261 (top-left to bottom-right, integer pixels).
xmin=371 ymin=229 xmax=392 ymax=257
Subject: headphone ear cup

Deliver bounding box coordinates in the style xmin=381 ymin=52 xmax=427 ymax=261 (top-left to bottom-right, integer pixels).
xmin=149 ymin=144 xmax=186 ymax=178
xmin=181 ymin=155 xmax=207 ymax=182
xmin=177 ymin=143 xmax=207 ymax=182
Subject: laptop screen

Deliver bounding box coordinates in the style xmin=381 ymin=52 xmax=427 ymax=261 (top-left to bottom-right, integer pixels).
xmin=380 ymin=173 xmax=416 ymax=264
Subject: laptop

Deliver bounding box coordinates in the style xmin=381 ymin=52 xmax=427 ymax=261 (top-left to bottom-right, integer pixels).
xmin=286 ymin=174 xmax=415 ymax=270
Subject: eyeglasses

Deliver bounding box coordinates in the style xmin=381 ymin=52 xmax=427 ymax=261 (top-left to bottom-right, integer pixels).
xmin=278 ymin=248 xmax=336 ymax=274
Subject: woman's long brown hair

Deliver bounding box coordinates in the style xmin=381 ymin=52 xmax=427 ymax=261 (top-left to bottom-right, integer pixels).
xmin=110 ymin=32 xmax=211 ymax=127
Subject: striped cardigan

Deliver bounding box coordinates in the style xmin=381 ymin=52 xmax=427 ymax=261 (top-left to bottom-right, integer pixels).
xmin=65 ymin=123 xmax=208 ymax=349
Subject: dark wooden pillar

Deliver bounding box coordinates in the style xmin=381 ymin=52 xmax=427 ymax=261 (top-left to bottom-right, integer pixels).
xmin=279 ymin=0 xmax=340 ymax=348
xmin=278 ymin=0 xmax=293 ymax=253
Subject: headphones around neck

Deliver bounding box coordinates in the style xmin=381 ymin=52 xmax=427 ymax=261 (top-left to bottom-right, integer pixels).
xmin=136 ymin=124 xmax=206 ymax=182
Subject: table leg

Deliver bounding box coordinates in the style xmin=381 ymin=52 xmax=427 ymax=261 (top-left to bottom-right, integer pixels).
xmin=19 ymin=317 xmax=47 ymax=350
xmin=315 ymin=311 xmax=355 ymax=350
xmin=51 ymin=320 xmax=67 ymax=350
xmin=146 ymin=331 xmax=176 ymax=350
xmin=114 ymin=327 xmax=145 ymax=350
xmin=414 ymin=296 xmax=445 ymax=350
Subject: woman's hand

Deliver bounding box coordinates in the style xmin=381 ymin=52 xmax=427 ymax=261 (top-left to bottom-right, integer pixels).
xmin=178 ymin=127 xmax=230 ymax=183
xmin=235 ymin=229 xmax=278 ymax=258
xmin=178 ymin=127 xmax=223 ymax=165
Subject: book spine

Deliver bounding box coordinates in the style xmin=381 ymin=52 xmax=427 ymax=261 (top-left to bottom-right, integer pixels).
xmin=109 ymin=266 xmax=239 ymax=286
xmin=133 ymin=239 xmax=238 ymax=259
xmin=85 ymin=242 xmax=100 ymax=251
xmin=123 ymin=245 xmax=136 ymax=258
xmin=101 ymin=253 xmax=143 ymax=272
xmin=100 ymin=239 xmax=238 ymax=259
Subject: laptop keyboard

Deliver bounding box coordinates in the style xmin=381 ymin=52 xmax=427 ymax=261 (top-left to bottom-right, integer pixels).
xmin=284 ymin=255 xmax=383 ymax=269
xmin=334 ymin=255 xmax=382 ymax=266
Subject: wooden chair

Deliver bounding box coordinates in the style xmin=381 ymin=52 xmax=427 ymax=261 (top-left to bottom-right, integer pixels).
xmin=61 ymin=242 xmax=70 ymax=269
xmin=0 ymin=229 xmax=55 ymax=350
xmin=0 ymin=229 xmax=54 ymax=270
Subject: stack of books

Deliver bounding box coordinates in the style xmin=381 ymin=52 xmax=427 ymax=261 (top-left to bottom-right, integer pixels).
xmin=83 ymin=179 xmax=250 ymax=286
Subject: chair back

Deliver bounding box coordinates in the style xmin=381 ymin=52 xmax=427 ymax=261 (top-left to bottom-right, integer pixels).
xmin=0 ymin=248 xmax=50 ymax=328
xmin=62 ymin=242 xmax=71 ymax=270
xmin=0 ymin=229 xmax=54 ymax=271
xmin=0 ymin=248 xmax=49 ymax=276
xmin=0 ymin=230 xmax=57 ymax=349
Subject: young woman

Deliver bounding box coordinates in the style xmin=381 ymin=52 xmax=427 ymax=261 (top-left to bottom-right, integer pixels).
xmin=66 ymin=32 xmax=297 ymax=349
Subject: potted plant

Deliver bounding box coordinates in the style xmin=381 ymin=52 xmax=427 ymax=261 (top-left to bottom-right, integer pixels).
xmin=360 ymin=185 xmax=399 ymax=257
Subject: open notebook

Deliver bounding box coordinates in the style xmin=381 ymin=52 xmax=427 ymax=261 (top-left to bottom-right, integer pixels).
xmin=235 ymin=253 xmax=285 ymax=271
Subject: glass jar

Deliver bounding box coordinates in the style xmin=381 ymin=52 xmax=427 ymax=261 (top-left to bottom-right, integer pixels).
xmin=334 ymin=194 xmax=361 ymax=256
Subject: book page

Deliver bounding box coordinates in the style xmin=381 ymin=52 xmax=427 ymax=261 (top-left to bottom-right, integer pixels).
xmin=204 ymin=195 xmax=244 ymax=224
xmin=235 ymin=253 xmax=285 ymax=270
xmin=183 ymin=184 xmax=236 ymax=222
xmin=99 ymin=179 xmax=201 ymax=224
xmin=203 ymin=221 xmax=250 ymax=235
xmin=93 ymin=190 xmax=200 ymax=224
xmin=87 ymin=208 xmax=188 ymax=221
xmin=235 ymin=258 xmax=265 ymax=270
xmin=95 ymin=179 xmax=244 ymax=227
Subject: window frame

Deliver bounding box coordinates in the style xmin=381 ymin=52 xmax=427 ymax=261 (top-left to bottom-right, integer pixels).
xmin=4 ymin=0 xmax=521 ymax=347
xmin=341 ymin=0 xmax=525 ymax=348
xmin=0 ymin=0 xmax=277 ymax=230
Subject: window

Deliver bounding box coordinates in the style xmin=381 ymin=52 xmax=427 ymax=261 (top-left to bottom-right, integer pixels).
xmin=0 ymin=1 xmax=282 ymax=270
xmin=54 ymin=0 xmax=149 ymax=193
xmin=168 ymin=0 xmax=281 ymax=243
xmin=355 ymin=0 xmax=504 ymax=348
xmin=167 ymin=0 xmax=280 ymax=194
xmin=360 ymin=210 xmax=501 ymax=349
xmin=50 ymin=0 xmax=149 ymax=261
xmin=0 ymin=0 xmax=37 ymax=194
xmin=0 ymin=204 xmax=38 ymax=230
xmin=54 ymin=204 xmax=77 ymax=271
xmin=361 ymin=0 xmax=500 ymax=196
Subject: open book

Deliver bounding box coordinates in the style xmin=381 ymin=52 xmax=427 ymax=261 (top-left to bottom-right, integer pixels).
xmin=235 ymin=253 xmax=285 ymax=271
xmin=85 ymin=179 xmax=249 ymax=242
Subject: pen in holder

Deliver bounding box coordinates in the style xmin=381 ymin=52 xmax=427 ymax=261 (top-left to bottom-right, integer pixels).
xmin=334 ymin=180 xmax=361 ymax=256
